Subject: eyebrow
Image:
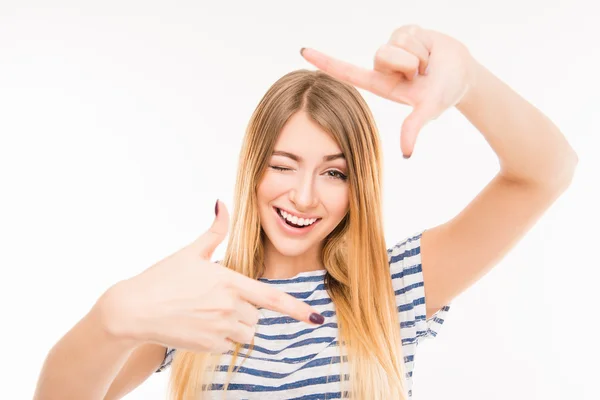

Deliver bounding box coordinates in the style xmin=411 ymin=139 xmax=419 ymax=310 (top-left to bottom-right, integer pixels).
xmin=272 ymin=150 xmax=345 ymax=162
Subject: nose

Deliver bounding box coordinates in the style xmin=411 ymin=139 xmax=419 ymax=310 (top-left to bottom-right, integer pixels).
xmin=289 ymin=172 xmax=318 ymax=210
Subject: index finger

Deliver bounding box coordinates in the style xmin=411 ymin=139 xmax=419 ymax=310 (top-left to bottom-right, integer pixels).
xmin=230 ymin=272 xmax=325 ymax=325
xmin=300 ymin=47 xmax=413 ymax=103
xmin=301 ymin=47 xmax=383 ymax=95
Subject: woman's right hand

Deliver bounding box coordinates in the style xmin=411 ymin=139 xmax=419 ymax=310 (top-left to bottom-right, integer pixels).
xmin=99 ymin=199 xmax=324 ymax=354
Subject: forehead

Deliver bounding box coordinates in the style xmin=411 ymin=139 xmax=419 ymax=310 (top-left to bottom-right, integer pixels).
xmin=274 ymin=112 xmax=342 ymax=155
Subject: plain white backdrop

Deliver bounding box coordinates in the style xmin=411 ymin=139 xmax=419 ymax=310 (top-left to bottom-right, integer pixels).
xmin=1 ymin=1 xmax=598 ymax=399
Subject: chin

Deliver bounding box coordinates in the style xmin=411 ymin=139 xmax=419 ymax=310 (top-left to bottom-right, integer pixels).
xmin=269 ymin=238 xmax=316 ymax=257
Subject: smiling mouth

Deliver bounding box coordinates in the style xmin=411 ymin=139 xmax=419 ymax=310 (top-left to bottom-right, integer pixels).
xmin=274 ymin=207 xmax=321 ymax=228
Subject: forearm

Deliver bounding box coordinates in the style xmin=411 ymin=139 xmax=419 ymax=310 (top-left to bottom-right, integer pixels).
xmin=456 ymin=61 xmax=578 ymax=188
xmin=33 ymin=288 xmax=140 ymax=400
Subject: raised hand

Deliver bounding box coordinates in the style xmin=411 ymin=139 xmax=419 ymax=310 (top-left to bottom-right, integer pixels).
xmin=300 ymin=24 xmax=478 ymax=158
xmin=101 ymin=200 xmax=324 ymax=354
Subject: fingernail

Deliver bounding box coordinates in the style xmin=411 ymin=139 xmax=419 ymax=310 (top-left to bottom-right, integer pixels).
xmin=215 ymin=199 xmax=219 ymax=216
xmin=300 ymin=47 xmax=306 ymax=57
xmin=403 ymin=153 xmax=412 ymax=159
xmin=309 ymin=312 xmax=324 ymax=325
xmin=425 ymin=65 xmax=430 ymax=75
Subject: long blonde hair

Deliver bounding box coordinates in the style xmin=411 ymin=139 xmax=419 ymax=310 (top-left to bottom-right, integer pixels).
xmin=168 ymin=69 xmax=407 ymax=399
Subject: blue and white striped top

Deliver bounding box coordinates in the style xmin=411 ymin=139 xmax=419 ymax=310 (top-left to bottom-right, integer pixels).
xmin=155 ymin=231 xmax=450 ymax=399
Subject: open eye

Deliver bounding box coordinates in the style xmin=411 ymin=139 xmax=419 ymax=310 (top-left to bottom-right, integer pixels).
xmin=327 ymin=170 xmax=348 ymax=181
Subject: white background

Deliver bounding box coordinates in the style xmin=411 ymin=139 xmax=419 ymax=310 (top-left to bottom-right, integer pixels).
xmin=1 ymin=1 xmax=598 ymax=399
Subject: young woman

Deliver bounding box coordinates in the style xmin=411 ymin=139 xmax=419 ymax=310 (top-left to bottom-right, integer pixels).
xmin=33 ymin=25 xmax=578 ymax=400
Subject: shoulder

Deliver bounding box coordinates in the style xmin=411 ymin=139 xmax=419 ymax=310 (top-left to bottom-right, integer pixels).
xmin=388 ymin=230 xmax=451 ymax=343
xmin=388 ymin=231 xmax=424 ymax=288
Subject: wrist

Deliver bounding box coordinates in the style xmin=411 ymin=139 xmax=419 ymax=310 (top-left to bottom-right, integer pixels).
xmin=94 ymin=281 xmax=145 ymax=347
xmin=455 ymin=57 xmax=484 ymax=112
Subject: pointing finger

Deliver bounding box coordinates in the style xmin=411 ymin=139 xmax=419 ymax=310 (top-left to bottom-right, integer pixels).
xmin=301 ymin=47 xmax=375 ymax=90
xmin=301 ymin=47 xmax=412 ymax=104
xmin=230 ymin=272 xmax=325 ymax=325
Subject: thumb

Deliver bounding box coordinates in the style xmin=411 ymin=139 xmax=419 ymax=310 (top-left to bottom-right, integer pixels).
xmin=400 ymin=103 xmax=436 ymax=158
xmin=190 ymin=199 xmax=230 ymax=260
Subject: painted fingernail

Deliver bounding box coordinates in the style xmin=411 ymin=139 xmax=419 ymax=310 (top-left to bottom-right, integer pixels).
xmin=309 ymin=313 xmax=324 ymax=324
xmin=300 ymin=47 xmax=306 ymax=57
xmin=403 ymin=153 xmax=412 ymax=159
xmin=215 ymin=199 xmax=219 ymax=216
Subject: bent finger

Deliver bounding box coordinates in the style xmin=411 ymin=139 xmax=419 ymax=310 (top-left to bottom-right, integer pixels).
xmin=374 ymin=44 xmax=420 ymax=80
xmin=237 ymin=299 xmax=260 ymax=327
xmin=227 ymin=321 xmax=256 ymax=345
xmin=387 ymin=34 xmax=430 ymax=75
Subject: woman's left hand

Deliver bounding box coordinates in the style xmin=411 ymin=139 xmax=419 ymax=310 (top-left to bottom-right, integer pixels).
xmin=300 ymin=25 xmax=478 ymax=158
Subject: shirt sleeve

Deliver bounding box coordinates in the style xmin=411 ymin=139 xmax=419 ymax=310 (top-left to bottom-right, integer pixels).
xmin=388 ymin=229 xmax=451 ymax=345
xmin=155 ymin=347 xmax=176 ymax=373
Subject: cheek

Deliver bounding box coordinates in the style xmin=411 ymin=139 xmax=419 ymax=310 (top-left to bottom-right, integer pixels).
xmin=257 ymin=175 xmax=281 ymax=198
xmin=324 ymin=187 xmax=350 ymax=216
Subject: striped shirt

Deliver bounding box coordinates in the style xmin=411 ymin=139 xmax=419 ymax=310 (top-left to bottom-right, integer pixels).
xmin=155 ymin=231 xmax=450 ymax=399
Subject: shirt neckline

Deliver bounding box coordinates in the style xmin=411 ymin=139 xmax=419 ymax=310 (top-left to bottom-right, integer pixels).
xmin=258 ymin=268 xmax=327 ymax=282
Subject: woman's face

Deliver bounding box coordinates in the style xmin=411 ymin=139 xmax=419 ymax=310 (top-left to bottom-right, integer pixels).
xmin=257 ymin=111 xmax=350 ymax=258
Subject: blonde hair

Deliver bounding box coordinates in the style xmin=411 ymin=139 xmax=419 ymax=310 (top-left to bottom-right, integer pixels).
xmin=168 ymin=69 xmax=407 ymax=399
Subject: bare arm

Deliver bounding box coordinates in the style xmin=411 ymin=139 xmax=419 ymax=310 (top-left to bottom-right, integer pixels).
xmin=33 ymin=201 xmax=325 ymax=399
xmin=104 ymin=343 xmax=167 ymax=400
xmin=33 ymin=286 xmax=164 ymax=400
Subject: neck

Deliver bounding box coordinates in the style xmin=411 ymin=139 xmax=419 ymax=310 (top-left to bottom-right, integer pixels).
xmin=261 ymin=240 xmax=325 ymax=280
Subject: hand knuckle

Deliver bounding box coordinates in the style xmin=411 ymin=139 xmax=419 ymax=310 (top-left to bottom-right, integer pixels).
xmin=204 ymin=337 xmax=218 ymax=351
xmin=392 ymin=27 xmax=404 ymax=38
xmin=406 ymin=24 xmax=421 ymax=35
xmin=218 ymin=295 xmax=238 ymax=316
xmin=219 ymin=305 xmax=236 ymax=318
xmin=211 ymin=279 xmax=228 ymax=294
xmin=395 ymin=34 xmax=410 ymax=47
xmin=222 ymin=340 xmax=235 ymax=353
xmin=213 ymin=339 xmax=230 ymax=353
xmin=410 ymin=59 xmax=420 ymax=71
xmin=215 ymin=270 xmax=233 ymax=287
xmin=217 ymin=318 xmax=236 ymax=336
xmin=375 ymin=44 xmax=388 ymax=60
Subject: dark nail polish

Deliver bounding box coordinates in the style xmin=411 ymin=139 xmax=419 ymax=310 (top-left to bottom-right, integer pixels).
xmin=215 ymin=199 xmax=219 ymax=216
xmin=300 ymin=47 xmax=305 ymax=56
xmin=309 ymin=313 xmax=324 ymax=325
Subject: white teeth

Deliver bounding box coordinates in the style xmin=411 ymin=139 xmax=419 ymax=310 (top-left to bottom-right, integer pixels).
xmin=278 ymin=208 xmax=317 ymax=226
